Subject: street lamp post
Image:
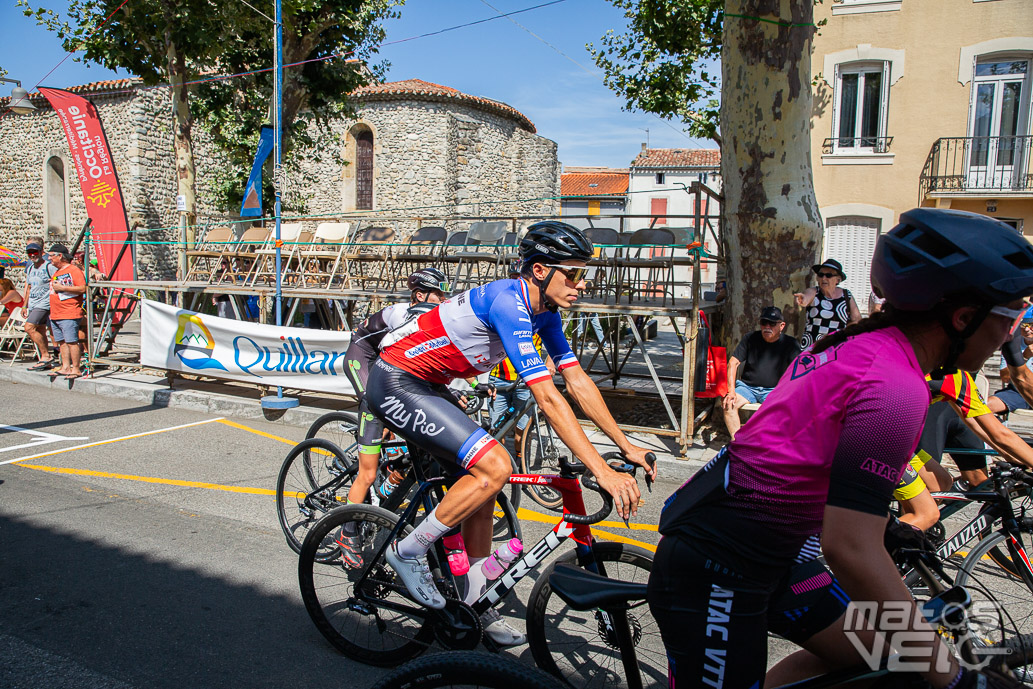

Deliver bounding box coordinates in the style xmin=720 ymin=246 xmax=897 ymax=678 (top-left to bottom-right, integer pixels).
xmin=260 ymin=0 xmax=299 ymax=411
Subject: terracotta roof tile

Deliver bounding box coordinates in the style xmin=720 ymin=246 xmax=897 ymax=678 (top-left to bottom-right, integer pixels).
xmin=561 ymin=171 xmax=629 ymax=197
xmin=631 ymin=148 xmax=720 ymax=169
xmin=351 ymin=78 xmax=535 ymax=132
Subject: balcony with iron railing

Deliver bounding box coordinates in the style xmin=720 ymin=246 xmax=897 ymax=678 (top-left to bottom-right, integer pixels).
xmin=919 ymin=135 xmax=1033 ymax=201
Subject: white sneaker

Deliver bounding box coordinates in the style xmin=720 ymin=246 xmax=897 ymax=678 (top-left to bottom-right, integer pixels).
xmin=480 ymin=608 xmax=526 ymax=646
xmin=385 ymin=542 xmax=446 ymax=609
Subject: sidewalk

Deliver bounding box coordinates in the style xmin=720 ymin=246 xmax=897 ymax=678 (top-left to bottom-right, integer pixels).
xmin=0 ymin=363 xmax=720 ymax=481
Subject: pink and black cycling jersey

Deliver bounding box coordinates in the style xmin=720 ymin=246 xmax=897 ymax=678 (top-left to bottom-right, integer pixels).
xmin=659 ymin=326 xmax=930 ymax=568
xmin=379 ymin=279 xmax=579 ymax=386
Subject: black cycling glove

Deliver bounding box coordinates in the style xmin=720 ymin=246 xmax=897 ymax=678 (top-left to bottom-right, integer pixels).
xmin=884 ymin=516 xmax=935 ymax=559
xmin=1002 ymin=331 xmax=1026 ymax=367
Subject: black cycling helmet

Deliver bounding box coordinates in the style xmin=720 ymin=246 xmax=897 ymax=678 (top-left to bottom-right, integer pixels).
xmin=871 ymin=208 xmax=1033 ymax=311
xmin=407 ymin=268 xmax=448 ymax=294
xmin=520 ymin=221 xmax=594 ymax=266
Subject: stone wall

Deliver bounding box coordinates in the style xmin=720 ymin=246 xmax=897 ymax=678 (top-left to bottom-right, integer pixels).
xmin=0 ymin=83 xmax=559 ymax=283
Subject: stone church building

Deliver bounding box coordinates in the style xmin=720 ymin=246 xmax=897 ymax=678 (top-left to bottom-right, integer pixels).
xmin=0 ymin=78 xmax=560 ymax=279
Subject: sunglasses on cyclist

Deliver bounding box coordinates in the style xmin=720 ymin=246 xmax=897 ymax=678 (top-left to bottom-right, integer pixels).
xmin=542 ymin=264 xmax=590 ymax=284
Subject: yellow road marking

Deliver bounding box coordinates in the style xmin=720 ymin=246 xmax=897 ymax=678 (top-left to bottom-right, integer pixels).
xmin=17 ymin=463 xmax=277 ymax=496
xmin=592 ymin=529 xmax=658 ymax=552
xmin=0 ymin=418 xmax=226 ymax=466
xmin=216 ymin=419 xmax=296 ymax=445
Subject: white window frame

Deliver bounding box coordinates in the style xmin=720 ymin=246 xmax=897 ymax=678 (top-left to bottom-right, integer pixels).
xmin=831 ymin=61 xmax=891 ymax=154
xmin=832 ymin=0 xmax=902 ymax=15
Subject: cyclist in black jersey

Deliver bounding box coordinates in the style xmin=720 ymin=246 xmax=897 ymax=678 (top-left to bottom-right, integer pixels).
xmin=649 ymin=209 xmax=1033 ymax=689
xmin=335 ymin=269 xmax=447 ymax=566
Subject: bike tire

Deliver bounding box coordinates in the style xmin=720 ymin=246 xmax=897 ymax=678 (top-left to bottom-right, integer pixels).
xmin=305 ymin=411 xmax=360 ymax=467
xmin=298 ymin=504 xmax=435 ymax=666
xmin=519 ymin=409 xmax=568 ymax=511
xmin=369 ymin=651 xmax=564 ymax=689
xmin=526 ymin=542 xmax=663 ymax=689
xmin=276 ymin=438 xmax=355 ymax=559
xmin=956 ymin=530 xmax=1033 ymax=682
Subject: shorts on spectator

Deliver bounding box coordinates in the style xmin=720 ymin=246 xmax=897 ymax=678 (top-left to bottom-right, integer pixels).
xmin=735 ymin=380 xmax=775 ymax=405
xmin=994 ymin=385 xmax=1031 ymax=413
xmin=50 ymin=318 xmax=81 ymax=343
xmin=489 ymin=375 xmax=532 ymax=431
xmin=26 ymin=308 xmax=50 ymax=326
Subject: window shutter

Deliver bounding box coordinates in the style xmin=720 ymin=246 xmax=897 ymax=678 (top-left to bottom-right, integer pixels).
xmin=831 ymin=63 xmax=841 ymax=143
xmin=880 ymin=60 xmax=891 ymax=147
xmin=824 ymin=216 xmax=881 ymax=313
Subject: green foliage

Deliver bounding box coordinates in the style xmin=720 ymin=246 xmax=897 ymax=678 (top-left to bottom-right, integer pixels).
xmin=589 ymin=0 xmax=723 ymax=140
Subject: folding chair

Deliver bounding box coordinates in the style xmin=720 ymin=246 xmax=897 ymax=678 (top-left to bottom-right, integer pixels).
xmin=451 ymin=221 xmax=508 ymax=291
xmin=184 ymin=226 xmax=233 ymax=282
xmin=249 ymin=223 xmax=307 ymax=286
xmin=299 ymin=222 xmax=351 ymax=288
xmin=614 ymin=227 xmax=676 ymax=305
xmin=213 ymin=226 xmax=270 ymax=284
xmin=0 ymin=310 xmax=35 ymax=365
xmin=584 ymin=227 xmax=622 ymax=302
xmin=349 ymin=226 xmax=396 ymax=291
xmin=392 ymin=226 xmax=447 ymax=289
xmin=437 ymin=231 xmax=468 ymax=292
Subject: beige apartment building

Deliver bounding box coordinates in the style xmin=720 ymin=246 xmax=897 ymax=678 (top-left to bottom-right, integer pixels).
xmin=810 ymin=0 xmax=1033 ymax=305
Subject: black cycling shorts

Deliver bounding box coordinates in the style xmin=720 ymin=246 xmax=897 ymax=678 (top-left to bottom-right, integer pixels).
xmin=366 ymin=358 xmax=500 ymax=471
xmin=345 ymin=341 xmax=385 ymax=454
xmin=648 ymin=536 xmax=849 ymax=689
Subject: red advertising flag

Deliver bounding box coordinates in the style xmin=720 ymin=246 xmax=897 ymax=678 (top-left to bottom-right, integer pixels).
xmin=39 ymin=87 xmax=134 ymax=283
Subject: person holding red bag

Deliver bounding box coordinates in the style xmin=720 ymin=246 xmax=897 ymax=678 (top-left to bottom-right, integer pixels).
xmin=722 ymin=306 xmax=802 ymax=439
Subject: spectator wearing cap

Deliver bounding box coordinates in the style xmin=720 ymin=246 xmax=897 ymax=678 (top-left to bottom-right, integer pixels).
xmin=21 ymin=237 xmax=59 ymax=370
xmin=723 ymin=306 xmax=803 ymax=439
xmin=989 ymin=307 xmax=1033 ymax=415
xmin=793 ymin=258 xmax=861 ymax=348
xmin=47 ymin=243 xmax=87 ymax=380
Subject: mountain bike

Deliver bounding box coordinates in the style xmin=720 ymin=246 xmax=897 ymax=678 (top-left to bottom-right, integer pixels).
xmin=297 ymin=449 xmax=655 ymax=678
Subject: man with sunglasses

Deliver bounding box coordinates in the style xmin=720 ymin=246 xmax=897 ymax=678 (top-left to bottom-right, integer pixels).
xmin=722 ymin=306 xmax=803 ymax=439
xmin=362 ymin=221 xmax=656 ymax=641
xmin=20 ymin=237 xmax=58 ymax=371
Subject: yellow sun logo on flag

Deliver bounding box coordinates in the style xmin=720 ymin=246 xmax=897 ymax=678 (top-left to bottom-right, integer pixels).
xmin=86 ymin=180 xmax=117 ymax=208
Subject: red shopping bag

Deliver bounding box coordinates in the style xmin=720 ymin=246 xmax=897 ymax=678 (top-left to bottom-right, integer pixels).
xmin=694 ymin=311 xmax=728 ymax=399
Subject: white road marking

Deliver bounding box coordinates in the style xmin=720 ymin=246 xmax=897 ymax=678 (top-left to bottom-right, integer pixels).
xmin=0 ymin=424 xmax=89 ymax=454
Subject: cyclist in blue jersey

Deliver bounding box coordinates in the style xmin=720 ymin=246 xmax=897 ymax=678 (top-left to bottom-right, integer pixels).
xmin=364 ymin=221 xmax=656 ymax=645
xmin=650 ymin=209 xmax=1033 ymax=689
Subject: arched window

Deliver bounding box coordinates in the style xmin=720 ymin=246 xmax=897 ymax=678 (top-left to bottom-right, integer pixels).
xmin=45 ymin=155 xmax=68 ymax=238
xmin=355 ymin=129 xmax=374 ymax=210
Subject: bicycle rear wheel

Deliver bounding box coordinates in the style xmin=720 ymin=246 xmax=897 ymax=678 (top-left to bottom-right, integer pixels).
xmin=298 ymin=504 xmax=435 ymax=666
xmin=276 ymin=438 xmax=354 ymax=559
xmin=956 ymin=530 xmax=1033 ymax=683
xmin=526 ymin=542 xmax=663 ymax=689
xmin=520 ymin=409 xmax=569 ymax=511
xmin=305 ymin=411 xmax=360 ymax=463
xmin=370 ymin=651 xmax=563 ymax=689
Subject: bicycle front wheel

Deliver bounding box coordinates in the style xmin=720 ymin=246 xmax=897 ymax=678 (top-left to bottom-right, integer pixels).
xmin=520 ymin=409 xmax=569 ymax=511
xmin=956 ymin=529 xmax=1033 ymax=682
xmin=370 ymin=651 xmax=563 ymax=689
xmin=298 ymin=504 xmax=435 ymax=666
xmin=276 ymin=438 xmax=355 ymax=558
xmin=305 ymin=410 xmax=360 ymax=462
xmin=526 ymin=542 xmax=663 ymax=689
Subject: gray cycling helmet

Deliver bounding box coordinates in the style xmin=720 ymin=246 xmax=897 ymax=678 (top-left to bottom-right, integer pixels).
xmin=871 ymin=208 xmax=1033 ymax=311
xmin=407 ymin=268 xmax=448 ymax=294
xmin=520 ymin=221 xmax=593 ymax=265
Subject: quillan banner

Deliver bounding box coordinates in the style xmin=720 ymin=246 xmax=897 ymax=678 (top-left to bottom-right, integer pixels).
xmin=141 ymin=299 xmax=356 ymax=395
xmin=39 ymin=87 xmax=134 ymax=283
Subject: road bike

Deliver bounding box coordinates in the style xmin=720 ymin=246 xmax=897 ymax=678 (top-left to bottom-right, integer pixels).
xmin=297 ymin=447 xmax=656 ymax=686
xmin=369 ymin=651 xmax=564 ymax=689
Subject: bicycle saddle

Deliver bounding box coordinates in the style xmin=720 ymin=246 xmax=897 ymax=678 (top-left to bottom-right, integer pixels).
xmin=549 ymin=563 xmax=647 ymax=610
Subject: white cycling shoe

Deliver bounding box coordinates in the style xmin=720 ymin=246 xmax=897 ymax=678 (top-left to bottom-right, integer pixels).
xmin=385 ymin=542 xmax=446 ymax=609
xmin=480 ymin=608 xmax=526 ymax=646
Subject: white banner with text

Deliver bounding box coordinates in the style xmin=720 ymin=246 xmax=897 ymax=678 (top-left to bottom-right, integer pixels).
xmin=141 ymin=299 xmax=355 ymax=395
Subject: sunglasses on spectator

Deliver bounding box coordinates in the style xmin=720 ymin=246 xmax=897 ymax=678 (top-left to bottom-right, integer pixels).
xmin=760 ymin=319 xmax=779 ymax=326
xmin=542 ymin=264 xmax=589 ymax=284
xmin=26 ymin=249 xmax=39 ymax=255
xmin=817 ymin=272 xmax=839 ymax=279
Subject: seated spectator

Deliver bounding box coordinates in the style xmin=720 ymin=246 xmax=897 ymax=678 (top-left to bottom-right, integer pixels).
xmin=793 ymin=259 xmax=861 ymax=348
xmin=722 ymin=306 xmax=802 ymax=439
xmin=0 ymin=278 xmax=25 ymax=328
xmin=988 ymin=312 xmax=1033 ymax=415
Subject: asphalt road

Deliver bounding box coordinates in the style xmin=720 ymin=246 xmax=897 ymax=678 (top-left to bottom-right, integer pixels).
xmin=0 ymin=380 xmax=673 ymax=689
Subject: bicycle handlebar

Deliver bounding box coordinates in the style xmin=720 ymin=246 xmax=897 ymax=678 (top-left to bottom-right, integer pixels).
xmin=564 ymin=451 xmax=657 ymax=525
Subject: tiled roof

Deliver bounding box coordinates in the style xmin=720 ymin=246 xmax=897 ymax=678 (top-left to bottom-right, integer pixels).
xmin=3 ymin=76 xmax=537 ymax=133
xmin=631 ymin=148 xmax=720 ymax=169
xmin=561 ymin=171 xmax=629 ymax=197
xmin=351 ymin=79 xmax=536 ymax=132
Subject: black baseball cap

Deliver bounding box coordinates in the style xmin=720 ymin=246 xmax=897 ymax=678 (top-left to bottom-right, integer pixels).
xmin=26 ymin=242 xmax=42 ymax=252
xmin=760 ymin=306 xmax=784 ymax=323
xmin=48 ymin=243 xmax=71 ymax=258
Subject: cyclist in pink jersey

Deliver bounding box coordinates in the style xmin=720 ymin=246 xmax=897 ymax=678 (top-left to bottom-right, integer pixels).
xmin=365 ymin=221 xmax=656 ymax=644
xmin=650 ymin=209 xmax=1033 ymax=689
